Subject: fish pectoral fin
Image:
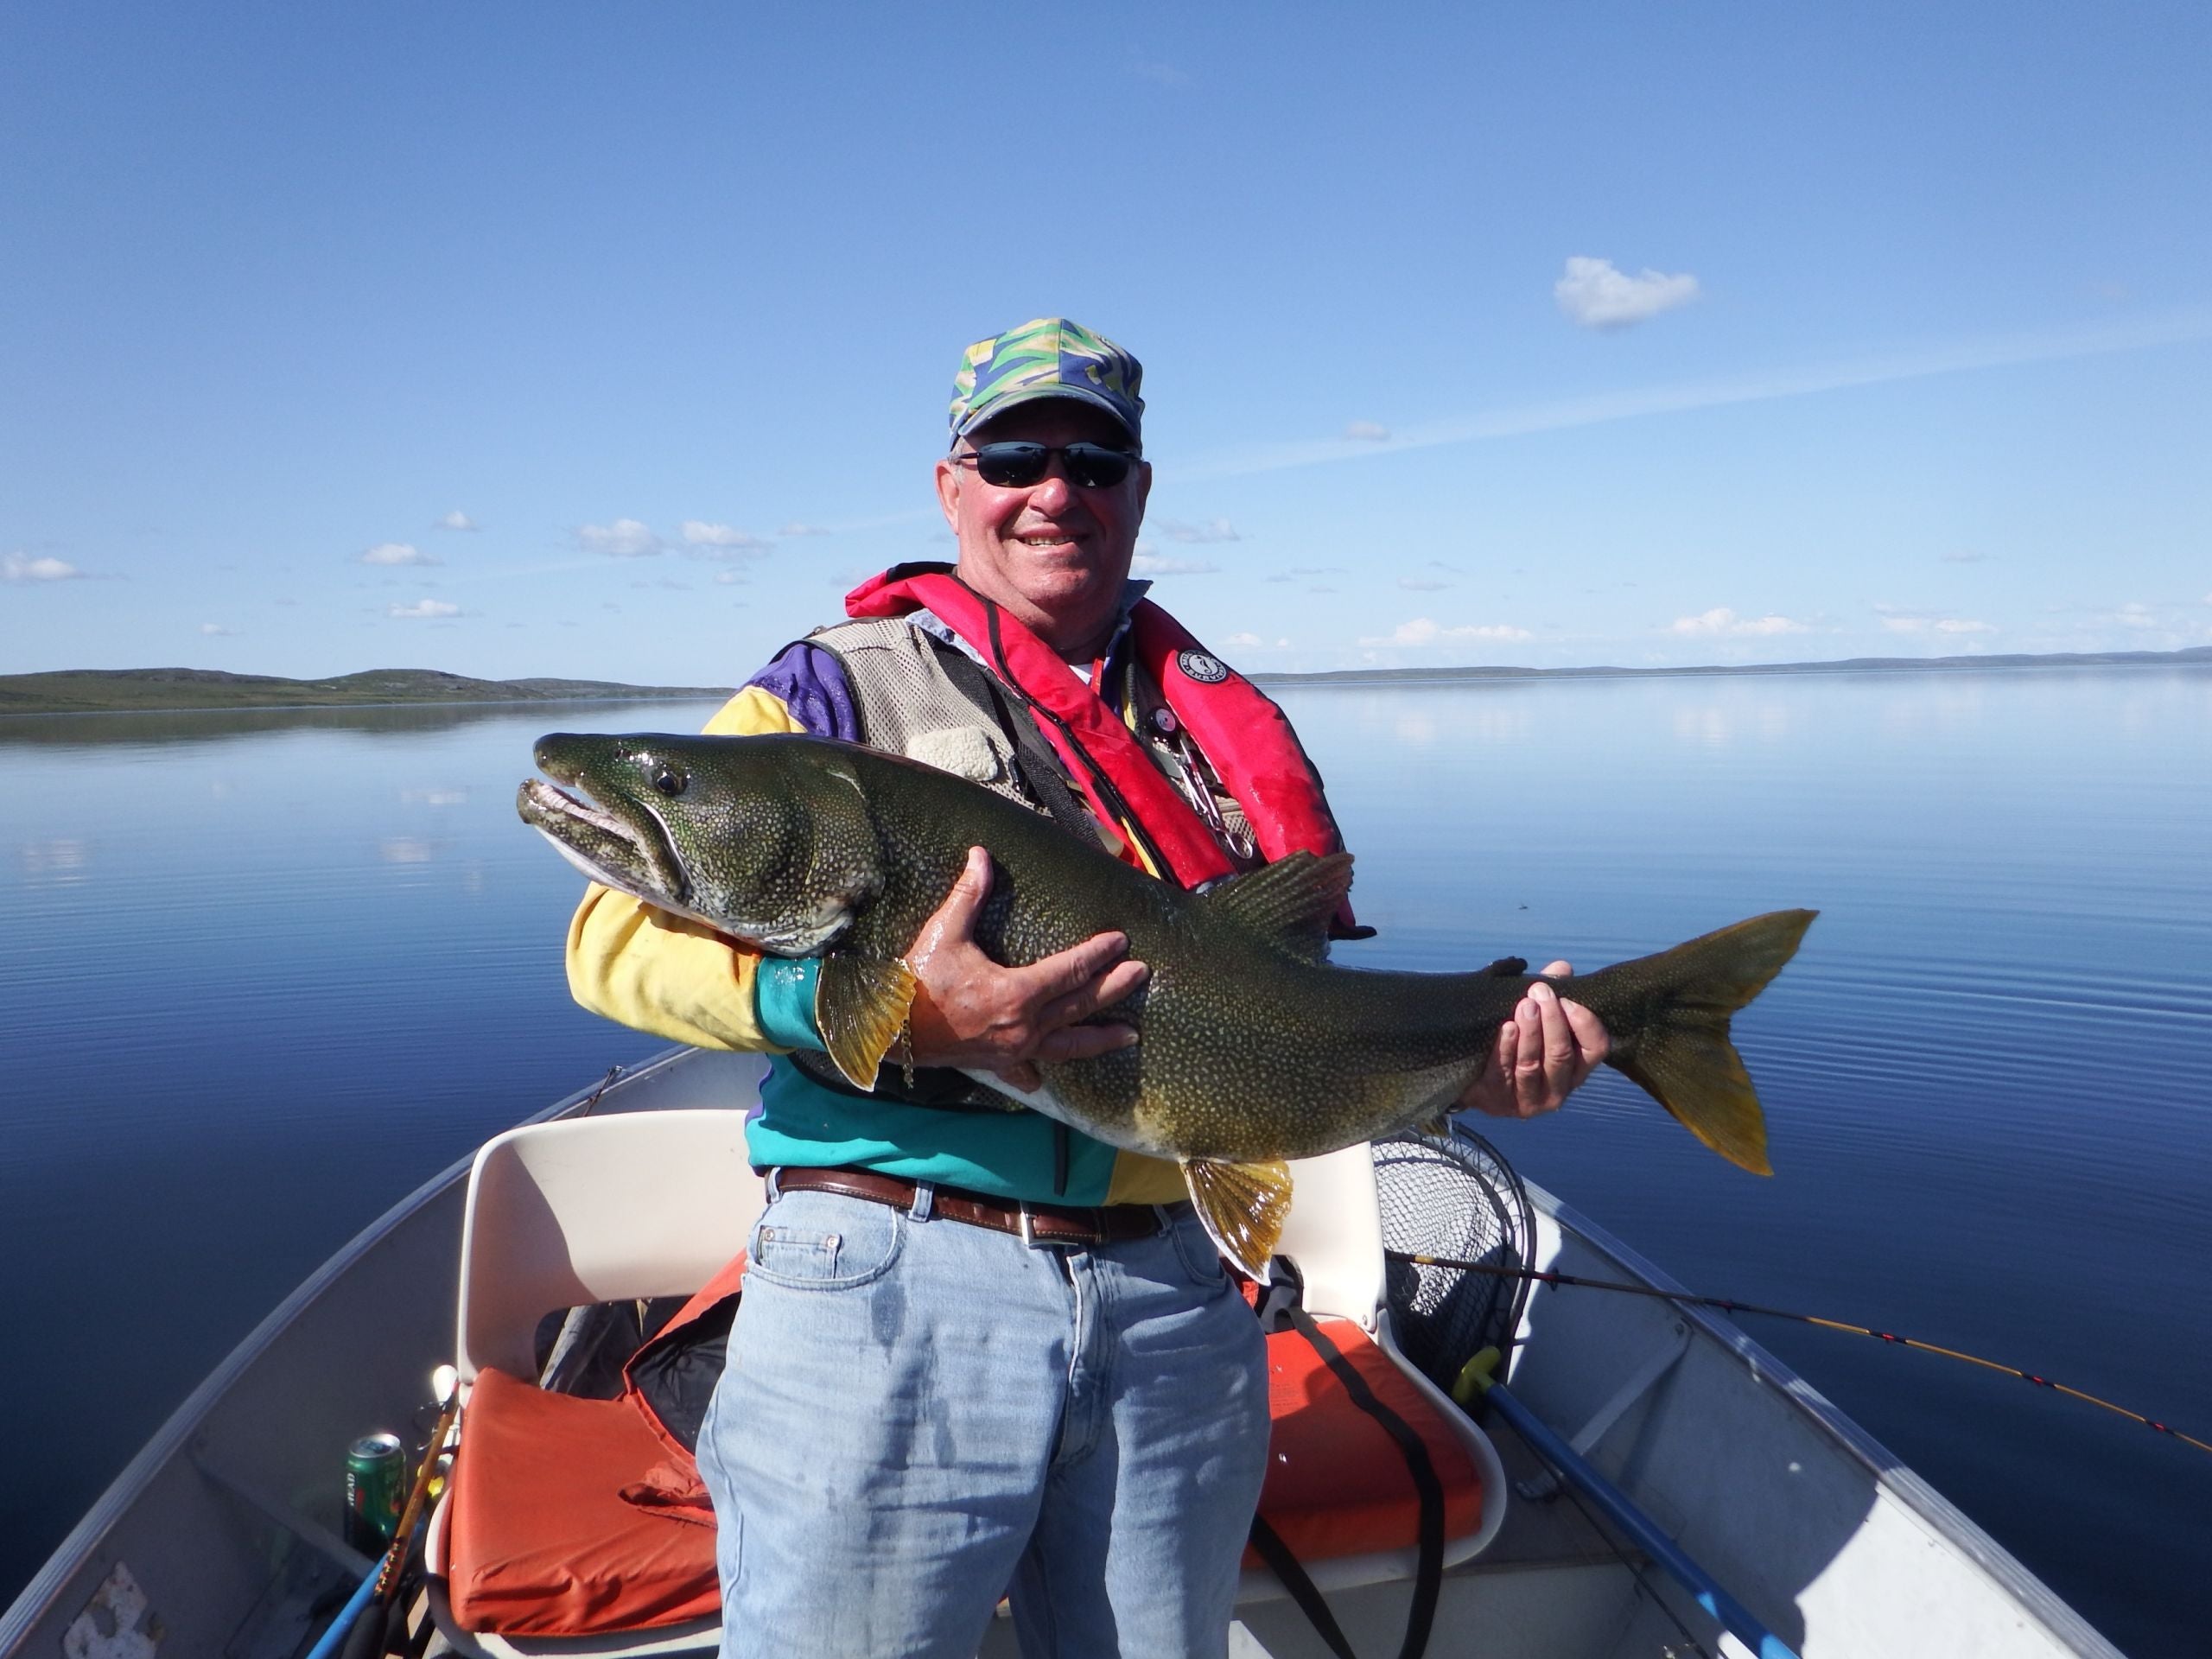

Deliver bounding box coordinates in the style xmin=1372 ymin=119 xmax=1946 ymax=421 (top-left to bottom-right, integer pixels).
xmin=1181 ymin=1158 xmax=1294 ymax=1281
xmin=815 ymin=955 xmax=919 ymax=1092
xmin=1198 ymin=851 xmax=1354 ymax=964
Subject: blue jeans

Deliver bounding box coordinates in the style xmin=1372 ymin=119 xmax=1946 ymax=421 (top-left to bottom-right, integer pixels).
xmin=695 ymin=1185 xmax=1270 ymax=1659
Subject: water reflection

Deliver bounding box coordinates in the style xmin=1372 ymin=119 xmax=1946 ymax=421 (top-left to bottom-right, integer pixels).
xmin=1670 ymin=696 xmax=1793 ymax=748
xmin=0 ymin=699 xmax=722 ymax=752
xmin=16 ymin=839 xmax=91 ymax=885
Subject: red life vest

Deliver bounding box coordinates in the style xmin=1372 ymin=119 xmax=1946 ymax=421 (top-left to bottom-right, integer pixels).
xmin=845 ymin=563 xmax=1363 ymax=932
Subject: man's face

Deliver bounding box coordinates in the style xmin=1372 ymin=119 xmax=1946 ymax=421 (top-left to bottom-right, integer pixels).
xmin=932 ymin=400 xmax=1152 ymax=659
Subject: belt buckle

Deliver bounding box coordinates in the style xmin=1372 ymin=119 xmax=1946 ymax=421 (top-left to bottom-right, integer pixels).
xmin=1016 ymin=1202 xmax=1037 ymax=1248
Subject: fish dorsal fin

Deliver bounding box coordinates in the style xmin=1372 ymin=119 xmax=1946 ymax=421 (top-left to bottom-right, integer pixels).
xmin=1197 ymin=851 xmax=1353 ymax=964
xmin=1181 ymin=1158 xmax=1294 ymax=1281
xmin=815 ymin=955 xmax=919 ymax=1091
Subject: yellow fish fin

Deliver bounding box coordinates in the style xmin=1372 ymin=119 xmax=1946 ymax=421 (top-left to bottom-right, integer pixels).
xmin=815 ymin=955 xmax=918 ymax=1091
xmin=1181 ymin=1157 xmax=1294 ymax=1281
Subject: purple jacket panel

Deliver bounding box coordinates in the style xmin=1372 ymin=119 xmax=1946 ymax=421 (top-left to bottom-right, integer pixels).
xmin=742 ymin=639 xmax=862 ymax=742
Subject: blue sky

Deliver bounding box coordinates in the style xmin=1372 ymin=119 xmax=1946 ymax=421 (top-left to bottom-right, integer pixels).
xmin=3 ymin=2 xmax=2207 ymax=683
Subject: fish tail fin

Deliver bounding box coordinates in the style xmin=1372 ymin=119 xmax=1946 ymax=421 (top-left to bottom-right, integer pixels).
xmin=1583 ymin=909 xmax=1817 ymax=1176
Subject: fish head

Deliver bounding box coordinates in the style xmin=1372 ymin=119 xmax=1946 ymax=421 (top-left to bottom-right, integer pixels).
xmin=518 ymin=732 xmax=881 ymax=956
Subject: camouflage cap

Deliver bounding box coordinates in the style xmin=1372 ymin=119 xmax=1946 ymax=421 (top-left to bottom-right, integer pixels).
xmin=948 ymin=317 xmax=1145 ymax=450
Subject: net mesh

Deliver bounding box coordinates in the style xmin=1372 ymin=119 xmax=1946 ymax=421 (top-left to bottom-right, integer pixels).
xmin=1370 ymin=1126 xmax=1536 ymax=1391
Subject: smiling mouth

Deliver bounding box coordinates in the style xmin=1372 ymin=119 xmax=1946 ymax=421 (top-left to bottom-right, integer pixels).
xmin=1013 ymin=530 xmax=1090 ymax=552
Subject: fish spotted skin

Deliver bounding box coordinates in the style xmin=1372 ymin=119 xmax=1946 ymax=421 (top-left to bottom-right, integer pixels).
xmin=521 ymin=731 xmax=1815 ymax=1270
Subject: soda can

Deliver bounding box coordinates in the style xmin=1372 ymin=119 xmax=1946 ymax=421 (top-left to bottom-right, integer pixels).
xmin=344 ymin=1433 xmax=407 ymax=1555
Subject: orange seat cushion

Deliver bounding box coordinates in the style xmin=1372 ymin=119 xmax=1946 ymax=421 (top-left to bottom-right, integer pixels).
xmin=444 ymin=1315 xmax=1485 ymax=1636
xmin=444 ymin=1367 xmax=718 ymax=1636
xmin=1245 ymin=1319 xmax=1486 ymax=1567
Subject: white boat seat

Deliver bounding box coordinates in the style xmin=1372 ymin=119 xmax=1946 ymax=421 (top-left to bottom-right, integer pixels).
xmin=454 ymin=1110 xmax=767 ymax=1389
xmin=433 ymin=1110 xmax=762 ymax=1657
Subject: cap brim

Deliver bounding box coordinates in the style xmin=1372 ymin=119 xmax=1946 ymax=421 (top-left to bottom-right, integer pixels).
xmin=954 ymin=385 xmax=1140 ymax=448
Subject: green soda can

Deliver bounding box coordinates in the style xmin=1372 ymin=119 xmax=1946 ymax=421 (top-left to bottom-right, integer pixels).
xmin=344 ymin=1433 xmax=406 ymax=1555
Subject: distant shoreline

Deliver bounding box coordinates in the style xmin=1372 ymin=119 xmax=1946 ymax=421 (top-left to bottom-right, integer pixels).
xmin=1251 ymin=645 xmax=2212 ymax=686
xmin=5 ymin=647 xmax=2205 ymax=715
xmin=0 ymin=667 xmax=734 ymax=717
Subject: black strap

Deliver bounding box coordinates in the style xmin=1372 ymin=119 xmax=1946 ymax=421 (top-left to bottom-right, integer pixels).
xmin=1246 ymin=1513 xmax=1360 ymax=1659
xmin=1269 ymin=1306 xmax=1446 ymax=1659
xmin=927 ymin=638 xmax=1102 ymax=848
xmin=974 ymin=590 xmax=1181 ymax=881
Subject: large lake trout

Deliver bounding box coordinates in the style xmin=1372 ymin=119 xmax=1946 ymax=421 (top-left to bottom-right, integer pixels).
xmin=521 ymin=731 xmax=1815 ymax=1274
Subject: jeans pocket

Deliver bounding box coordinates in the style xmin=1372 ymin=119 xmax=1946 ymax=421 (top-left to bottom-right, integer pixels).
xmin=1167 ymin=1210 xmax=1230 ymax=1287
xmin=747 ymin=1192 xmax=903 ymax=1291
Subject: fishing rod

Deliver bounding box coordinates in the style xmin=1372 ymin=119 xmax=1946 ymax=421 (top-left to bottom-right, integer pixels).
xmin=1384 ymin=1250 xmax=2212 ymax=1459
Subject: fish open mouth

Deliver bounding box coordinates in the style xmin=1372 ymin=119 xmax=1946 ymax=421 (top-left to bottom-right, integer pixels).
xmin=515 ymin=772 xmax=690 ymax=911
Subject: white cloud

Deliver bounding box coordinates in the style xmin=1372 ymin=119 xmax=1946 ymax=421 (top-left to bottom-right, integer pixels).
xmin=1877 ymin=607 xmax=1996 ymax=636
xmin=1359 ymin=618 xmax=1533 ymax=647
xmin=2114 ymin=601 xmax=2160 ymax=630
xmin=1398 ymin=575 xmax=1452 ymax=592
xmin=779 ymin=521 xmax=832 ymax=537
xmin=1554 ymin=256 xmax=1701 ymax=330
xmin=1132 ymin=553 xmax=1220 ymax=575
xmin=579 ymin=519 xmax=664 ymax=558
xmin=3 ymin=553 xmax=82 ymax=582
xmin=389 ymin=599 xmax=461 ymax=620
xmin=681 ymin=521 xmax=772 ymax=556
xmin=1157 ymin=518 xmax=1242 ymax=544
xmin=714 ymin=569 xmax=748 ymax=586
xmin=361 ymin=543 xmax=438 ymax=567
xmin=1223 ymin=632 xmax=1264 ymax=647
xmin=1669 ymin=607 xmax=1807 ymax=637
xmin=435 ymin=511 xmax=480 ymax=532
xmin=1344 ymin=421 xmax=1390 ymax=442
xmin=199 ymin=622 xmax=234 ymax=636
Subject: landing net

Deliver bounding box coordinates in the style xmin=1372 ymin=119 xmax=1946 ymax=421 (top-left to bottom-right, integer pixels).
xmin=1370 ymin=1124 xmax=1536 ymax=1392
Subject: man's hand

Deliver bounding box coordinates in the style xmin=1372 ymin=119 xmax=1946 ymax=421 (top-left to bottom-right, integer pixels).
xmin=904 ymin=847 xmax=1148 ymax=1091
xmin=1459 ymin=961 xmax=1609 ymax=1120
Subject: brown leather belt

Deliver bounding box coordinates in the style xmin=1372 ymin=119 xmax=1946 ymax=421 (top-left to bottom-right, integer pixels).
xmin=768 ymin=1166 xmax=1173 ymax=1246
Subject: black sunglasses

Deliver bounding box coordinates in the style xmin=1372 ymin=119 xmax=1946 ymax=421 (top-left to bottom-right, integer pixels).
xmin=955 ymin=442 xmax=1140 ymax=490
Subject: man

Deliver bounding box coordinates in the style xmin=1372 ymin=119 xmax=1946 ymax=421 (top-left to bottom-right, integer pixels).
xmin=565 ymin=318 xmax=1605 ymax=1658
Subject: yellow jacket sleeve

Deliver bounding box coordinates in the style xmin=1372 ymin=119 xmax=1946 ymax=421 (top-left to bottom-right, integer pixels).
xmin=562 ymin=686 xmax=810 ymax=1051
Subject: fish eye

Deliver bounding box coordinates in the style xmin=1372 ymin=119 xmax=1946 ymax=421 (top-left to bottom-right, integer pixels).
xmin=651 ymin=765 xmax=688 ymax=798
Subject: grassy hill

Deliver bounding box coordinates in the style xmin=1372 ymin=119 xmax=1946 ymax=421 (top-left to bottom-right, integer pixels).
xmin=0 ymin=667 xmax=734 ymax=715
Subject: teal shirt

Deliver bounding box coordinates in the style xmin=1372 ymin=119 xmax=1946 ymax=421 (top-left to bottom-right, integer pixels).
xmin=747 ymin=956 xmax=1128 ymax=1205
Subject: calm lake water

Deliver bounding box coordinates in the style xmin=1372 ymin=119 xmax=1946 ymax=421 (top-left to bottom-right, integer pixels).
xmin=3 ymin=671 xmax=2209 ymax=1656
